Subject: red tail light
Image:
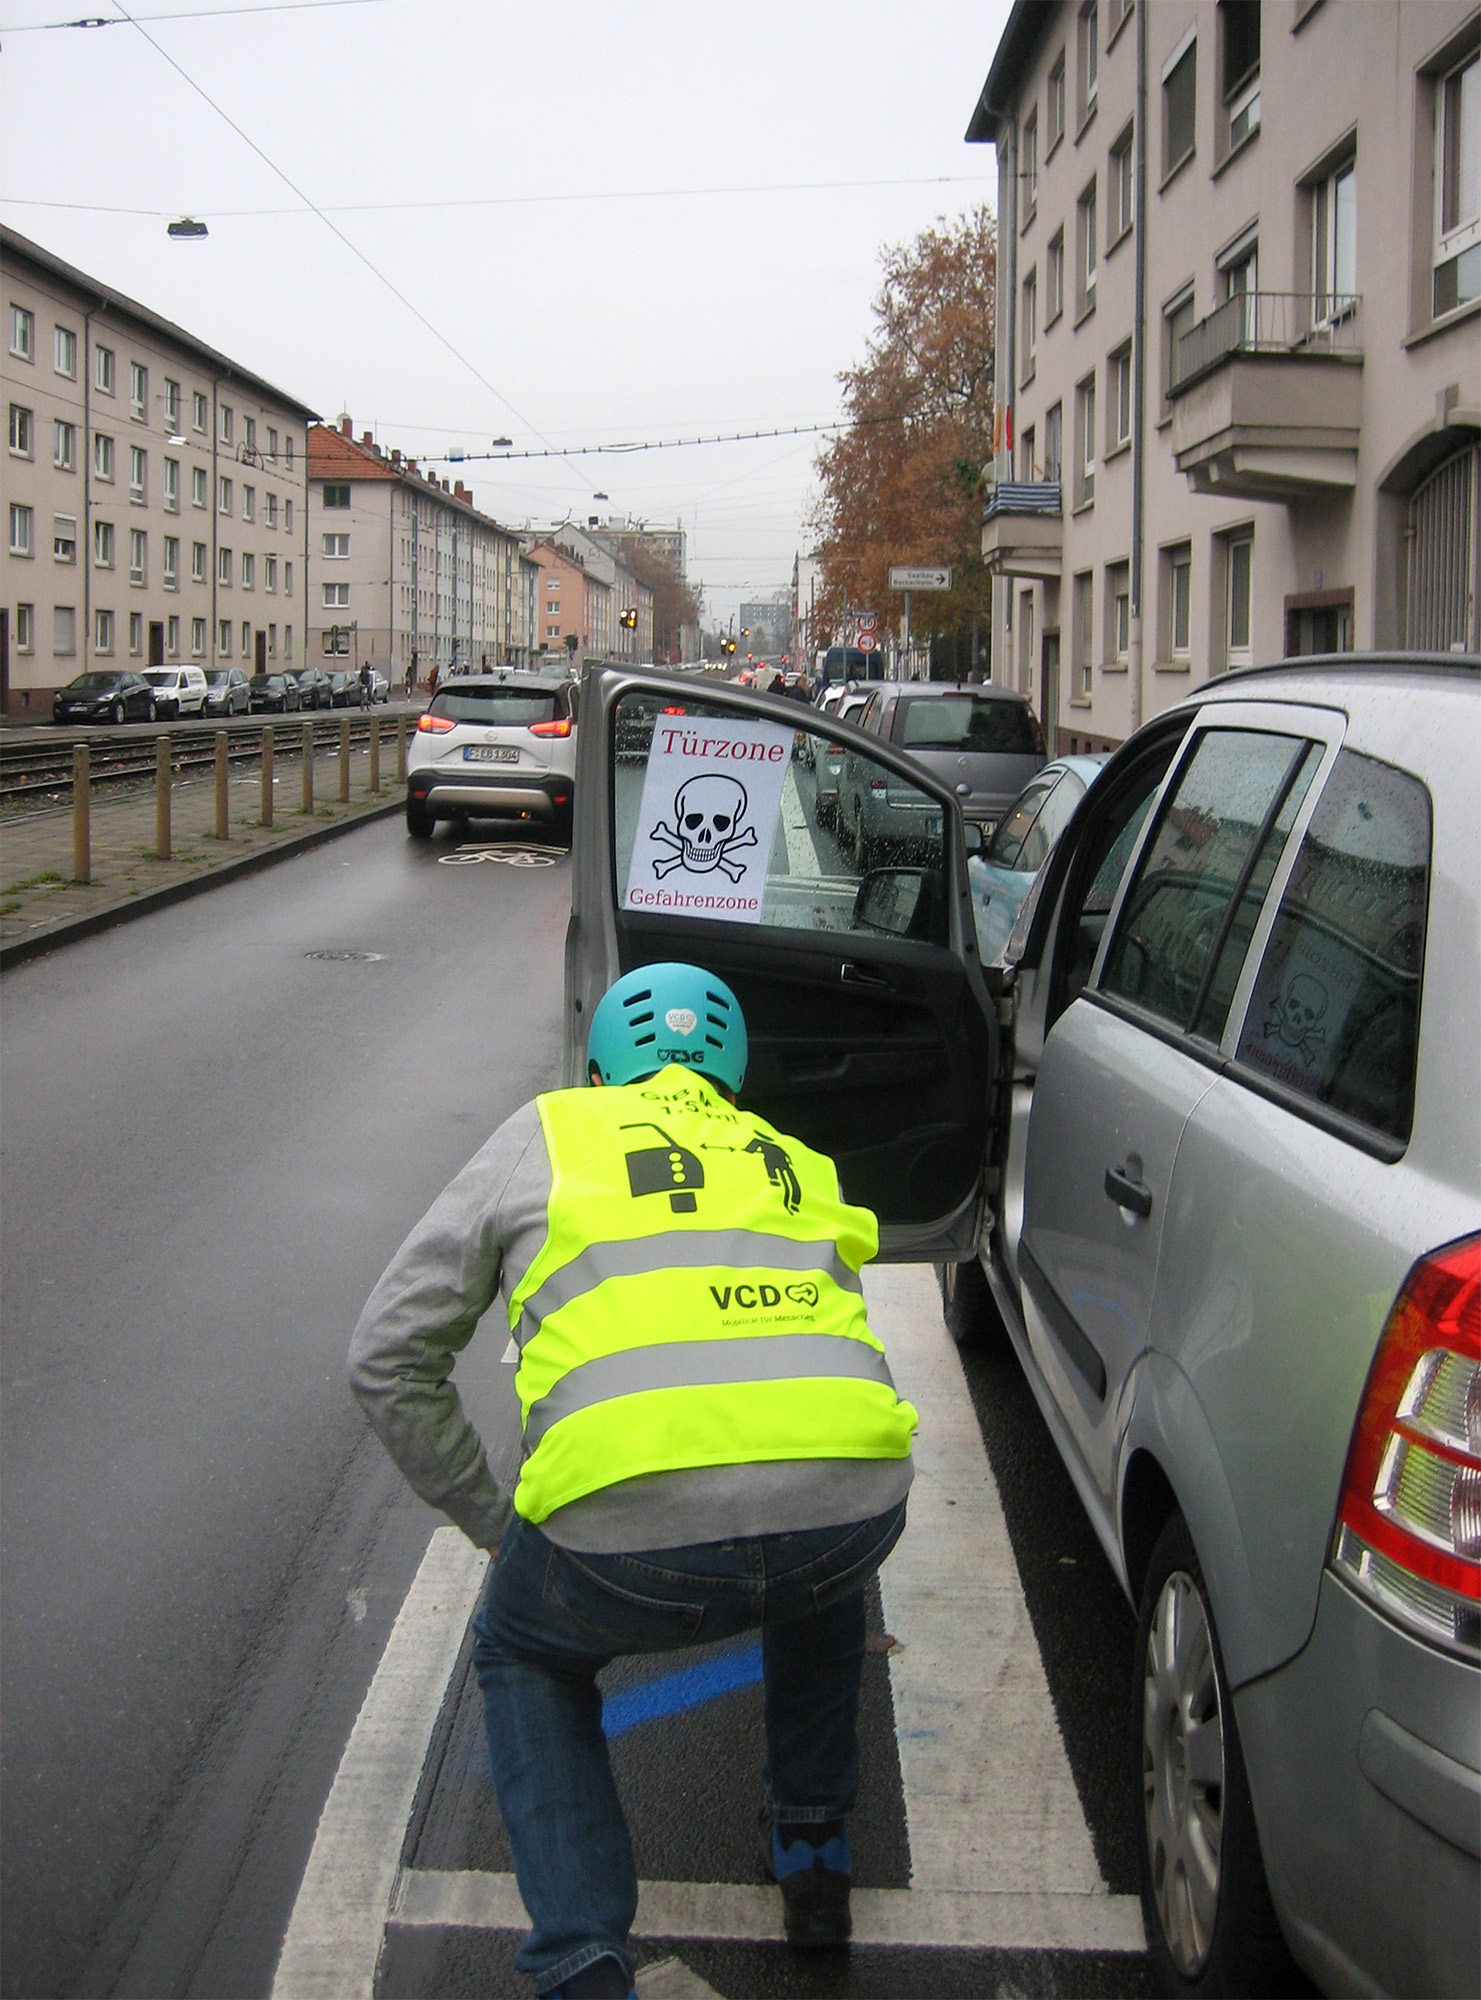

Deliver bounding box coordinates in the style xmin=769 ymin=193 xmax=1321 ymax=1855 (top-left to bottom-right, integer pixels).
xmin=1331 ymin=1233 xmax=1481 ymax=1660
xmin=529 ymin=717 xmax=572 ymax=737
xmin=661 ymin=705 xmax=686 ymax=715
xmin=417 ymin=713 xmax=454 ymax=733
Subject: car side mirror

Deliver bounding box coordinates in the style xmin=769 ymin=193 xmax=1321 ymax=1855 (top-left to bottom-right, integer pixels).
xmin=852 ymin=867 xmax=942 ymax=942
xmin=962 ymin=821 xmax=985 ymax=857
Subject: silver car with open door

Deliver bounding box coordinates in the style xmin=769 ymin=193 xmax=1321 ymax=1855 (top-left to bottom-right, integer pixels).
xmin=563 ymin=666 xmax=1002 ymax=1263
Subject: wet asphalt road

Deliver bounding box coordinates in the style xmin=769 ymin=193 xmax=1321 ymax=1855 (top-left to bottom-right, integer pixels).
xmin=1 ymin=808 xmax=1155 ymax=2000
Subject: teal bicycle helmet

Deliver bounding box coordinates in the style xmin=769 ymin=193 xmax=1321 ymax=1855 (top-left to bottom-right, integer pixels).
xmin=587 ymin=962 xmax=748 ymax=1091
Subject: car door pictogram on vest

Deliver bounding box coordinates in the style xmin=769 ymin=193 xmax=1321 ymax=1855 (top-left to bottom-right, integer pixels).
xmin=621 ymin=1123 xmax=705 ymax=1212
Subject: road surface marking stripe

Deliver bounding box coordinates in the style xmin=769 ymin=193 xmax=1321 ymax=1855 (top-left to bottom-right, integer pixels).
xmin=603 ymin=1641 xmax=763 ymax=1739
xmin=270 ymin=1528 xmax=488 ymax=2000
xmin=391 ymin=1868 xmax=1146 ymax=1954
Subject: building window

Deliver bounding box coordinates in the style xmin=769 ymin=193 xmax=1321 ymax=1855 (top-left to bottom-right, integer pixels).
xmin=1435 ymin=49 xmax=1480 ymax=316
xmin=285 ymin=622 xmax=294 ymax=659
xmin=1311 ymin=157 xmax=1357 ymax=323
xmin=95 ymin=608 xmax=115 ymax=654
xmin=268 ymin=623 xmax=277 ymax=658
xmin=243 ymin=485 xmax=255 ymax=523
xmin=1023 ymin=109 xmax=1039 ymax=216
xmin=9 ymin=304 xmax=34 ymax=360
xmin=1107 ymin=561 xmax=1131 ymax=662
xmin=1163 ymin=284 xmax=1196 ymax=405
xmin=266 ymin=425 xmax=278 ymax=461
xmin=241 ymin=620 xmax=251 ymax=658
xmin=54 ymin=515 xmax=77 ymax=563
xmin=1074 ymin=570 xmax=1094 ymax=696
xmin=129 ymin=528 xmax=146 ymax=585
xmin=1285 ymin=589 xmax=1353 ymax=655
xmin=242 ymin=552 xmax=255 ymax=590
xmin=167 ymin=614 xmax=180 ymax=656
xmin=95 ymin=345 xmax=114 ymax=394
xmin=1219 ymin=0 xmax=1261 ymax=152
xmin=192 ymin=616 xmax=206 ymax=657
xmin=164 ymin=378 xmax=181 ymax=432
xmin=266 ymin=491 xmax=278 ymax=529
xmin=130 ymin=445 xmax=147 ymax=501
xmin=94 ymin=433 xmax=114 ymax=481
xmin=1163 ymin=34 xmax=1197 ymax=178
xmin=54 ymin=324 xmax=76 ymax=377
xmin=130 ymin=361 xmax=148 ymax=422
xmin=9 ymin=503 xmax=33 ymax=556
xmin=220 ymin=404 xmax=233 ymax=445
xmin=1220 ymin=230 xmax=1259 ymax=344
xmin=1078 ymin=1 xmax=1099 ymax=125
xmin=285 ymin=499 xmax=293 ymax=534
xmin=54 ymin=605 xmax=77 ymax=656
xmin=54 ymin=419 xmax=75 ymax=470
xmin=192 ymin=540 xmax=207 ymax=583
xmin=244 ymin=415 xmax=256 ymax=454
xmin=193 ymin=389 xmax=208 ymax=432
xmin=323 ymin=532 xmax=350 ymax=558
xmin=323 ymin=581 xmax=350 ymax=608
xmin=1018 ymin=423 xmax=1037 ymax=482
xmin=163 ymin=456 xmax=179 ymax=511
xmin=219 ymin=620 xmax=232 ymax=657
xmin=1021 ymin=270 xmax=1038 ymax=381
xmin=1077 ymin=179 xmax=1098 ymax=314
xmin=1111 ymin=343 xmax=1132 ymax=449
xmin=129 ymin=611 xmax=143 ymax=656
xmin=323 ymin=482 xmax=350 ymax=509
xmin=16 ymin=602 xmax=35 ymax=654
xmin=9 ymin=402 xmax=33 ymax=457
xmin=1110 ymin=124 xmax=1134 ymax=242
xmin=93 ymin=520 xmax=114 ymax=568
xmin=1165 ymin=545 xmax=1192 ymax=660
xmin=218 ymin=547 xmax=233 ymax=586
xmin=285 ymin=437 xmax=294 ymax=470
xmin=1076 ymin=373 xmax=1097 ymax=506
xmin=1048 ymin=49 xmax=1067 ymax=151
xmin=285 ymin=560 xmax=293 ymax=595
xmin=1045 ymin=401 xmax=1063 ymax=482
xmin=1225 ymin=533 xmax=1253 ymax=667
xmin=266 ymin=555 xmax=278 ymax=592
xmin=219 ymin=475 xmax=233 ymax=515
xmin=163 ymin=535 xmax=179 ymax=589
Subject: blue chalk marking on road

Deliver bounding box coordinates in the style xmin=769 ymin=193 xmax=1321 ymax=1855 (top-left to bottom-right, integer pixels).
xmin=602 ymin=1642 xmax=764 ymax=1740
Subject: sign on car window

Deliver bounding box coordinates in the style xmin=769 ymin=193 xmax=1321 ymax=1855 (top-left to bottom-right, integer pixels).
xmin=624 ymin=715 xmax=793 ymax=924
xmin=1234 ymin=751 xmax=1431 ymax=1146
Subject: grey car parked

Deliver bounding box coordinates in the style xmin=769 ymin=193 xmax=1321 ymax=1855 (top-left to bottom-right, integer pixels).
xmin=562 ymin=656 xmax=1480 ymax=1999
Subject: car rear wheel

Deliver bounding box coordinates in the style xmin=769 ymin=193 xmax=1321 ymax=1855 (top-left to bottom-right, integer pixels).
xmin=1136 ymin=1511 xmax=1291 ymax=1997
xmin=406 ymin=799 xmax=435 ymax=840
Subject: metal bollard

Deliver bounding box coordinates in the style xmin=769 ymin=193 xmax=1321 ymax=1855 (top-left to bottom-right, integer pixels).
xmin=302 ymin=721 xmax=315 ymax=814
xmin=215 ymin=731 xmax=229 ymax=840
xmin=73 ymin=744 xmax=91 ymax=884
xmin=369 ymin=714 xmax=380 ymax=794
xmin=156 ymin=735 xmax=172 ymax=860
xmin=338 ymin=717 xmax=350 ymax=802
xmin=261 ymin=725 xmax=274 ymax=827
xmin=396 ymin=714 xmax=407 ymax=782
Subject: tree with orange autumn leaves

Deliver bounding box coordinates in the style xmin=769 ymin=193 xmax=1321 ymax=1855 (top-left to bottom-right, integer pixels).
xmin=807 ymin=207 xmax=996 ymax=673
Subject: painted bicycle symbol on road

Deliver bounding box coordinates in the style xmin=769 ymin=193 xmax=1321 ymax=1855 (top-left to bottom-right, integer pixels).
xmin=437 ymin=844 xmax=567 ymax=868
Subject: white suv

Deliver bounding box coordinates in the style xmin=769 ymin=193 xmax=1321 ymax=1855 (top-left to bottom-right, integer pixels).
xmin=143 ymin=666 xmax=208 ymax=719
xmin=405 ymin=671 xmax=578 ymax=840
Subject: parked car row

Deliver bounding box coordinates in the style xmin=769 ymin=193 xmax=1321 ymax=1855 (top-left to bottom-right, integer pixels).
xmin=48 ymin=664 xmax=390 ymax=725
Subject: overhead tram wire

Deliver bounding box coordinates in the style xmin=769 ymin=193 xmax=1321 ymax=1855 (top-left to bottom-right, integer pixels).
xmin=97 ymin=0 xmax=599 ymax=491
xmin=414 ymin=412 xmax=916 ymax=464
xmin=6 ymin=0 xmax=400 ymax=30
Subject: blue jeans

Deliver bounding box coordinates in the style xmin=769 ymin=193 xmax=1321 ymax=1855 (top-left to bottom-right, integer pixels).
xmin=472 ymin=1500 xmax=907 ymax=1995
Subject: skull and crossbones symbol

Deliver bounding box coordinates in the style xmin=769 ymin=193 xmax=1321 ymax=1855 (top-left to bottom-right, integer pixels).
xmin=650 ymin=775 xmax=758 ymax=881
xmin=1264 ymin=972 xmax=1328 ymax=1068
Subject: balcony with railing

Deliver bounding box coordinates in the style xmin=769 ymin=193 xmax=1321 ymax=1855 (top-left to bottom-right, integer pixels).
xmin=1168 ymin=292 xmax=1364 ymax=501
xmin=980 ymin=479 xmax=1063 ymax=580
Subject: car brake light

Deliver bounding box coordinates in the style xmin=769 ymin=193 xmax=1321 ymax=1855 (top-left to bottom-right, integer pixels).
xmin=661 ymin=705 xmax=686 ymax=715
xmin=1331 ymin=1232 xmax=1481 ymax=1661
xmin=869 ymin=777 xmax=889 ymax=793
xmin=529 ymin=717 xmax=572 ymax=737
xmin=417 ymin=713 xmax=455 ymax=733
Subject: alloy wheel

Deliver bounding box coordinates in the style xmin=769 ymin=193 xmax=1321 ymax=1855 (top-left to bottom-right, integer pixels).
xmin=1142 ymin=1568 xmax=1225 ymax=1978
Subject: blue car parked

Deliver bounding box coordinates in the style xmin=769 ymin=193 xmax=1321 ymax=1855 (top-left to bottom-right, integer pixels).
xmin=968 ymin=754 xmax=1107 ymax=962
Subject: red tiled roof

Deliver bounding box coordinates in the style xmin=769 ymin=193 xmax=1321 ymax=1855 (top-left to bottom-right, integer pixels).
xmin=307 ymin=424 xmax=398 ymax=482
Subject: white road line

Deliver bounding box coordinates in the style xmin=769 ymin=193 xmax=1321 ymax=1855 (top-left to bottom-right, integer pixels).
xmin=270 ymin=1529 xmax=489 ymax=2000
xmin=392 ymin=1868 xmax=1145 ymax=1954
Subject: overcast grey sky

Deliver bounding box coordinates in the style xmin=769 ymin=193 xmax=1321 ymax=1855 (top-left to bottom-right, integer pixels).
xmin=1 ymin=0 xmax=1009 ymax=624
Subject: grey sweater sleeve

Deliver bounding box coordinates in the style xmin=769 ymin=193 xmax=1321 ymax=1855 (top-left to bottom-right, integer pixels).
xmin=347 ymin=1101 xmax=546 ymax=1549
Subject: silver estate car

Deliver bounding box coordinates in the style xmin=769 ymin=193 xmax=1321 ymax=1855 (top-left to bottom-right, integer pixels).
xmin=563 ymin=656 xmax=1480 ymax=1998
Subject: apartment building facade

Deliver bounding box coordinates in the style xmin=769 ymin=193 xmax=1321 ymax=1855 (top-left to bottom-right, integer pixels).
xmin=2 ymin=227 xmax=314 ymax=715
xmin=307 ymin=418 xmax=538 ymax=679
xmin=546 ymin=523 xmax=655 ymax=663
xmin=526 ymin=539 xmax=608 ymax=663
xmin=970 ymin=0 xmax=1480 ymax=752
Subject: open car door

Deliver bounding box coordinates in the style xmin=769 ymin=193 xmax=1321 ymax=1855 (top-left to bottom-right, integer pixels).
xmin=563 ymin=667 xmax=1003 ymax=1261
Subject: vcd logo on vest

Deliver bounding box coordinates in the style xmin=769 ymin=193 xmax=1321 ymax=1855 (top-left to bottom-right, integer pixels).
xmin=709 ymin=1280 xmax=819 ymax=1311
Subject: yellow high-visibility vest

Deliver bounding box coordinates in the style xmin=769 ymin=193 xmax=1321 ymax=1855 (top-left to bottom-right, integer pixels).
xmin=509 ymin=1064 xmax=917 ymax=1523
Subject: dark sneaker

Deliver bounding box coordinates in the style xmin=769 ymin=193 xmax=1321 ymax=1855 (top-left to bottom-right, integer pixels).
xmin=766 ymin=1824 xmax=852 ymax=1948
xmin=549 ymin=1953 xmax=634 ymax=1999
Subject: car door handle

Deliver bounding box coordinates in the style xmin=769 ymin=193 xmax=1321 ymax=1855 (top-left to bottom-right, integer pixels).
xmin=840 ymin=960 xmax=891 ymax=990
xmin=1104 ymin=1167 xmax=1153 ymax=1218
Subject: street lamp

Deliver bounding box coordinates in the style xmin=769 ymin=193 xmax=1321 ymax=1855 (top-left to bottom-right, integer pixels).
xmin=491 ymin=437 xmax=512 ymax=450
xmin=167 ymin=216 xmax=208 ymax=240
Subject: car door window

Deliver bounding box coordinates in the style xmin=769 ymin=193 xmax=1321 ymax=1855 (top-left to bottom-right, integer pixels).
xmin=1232 ymin=750 xmax=1431 ymax=1147
xmin=1099 ymin=730 xmax=1317 ymax=1031
xmin=986 ymin=778 xmax=1056 ymax=868
xmin=1017 ymin=769 xmax=1087 ymax=876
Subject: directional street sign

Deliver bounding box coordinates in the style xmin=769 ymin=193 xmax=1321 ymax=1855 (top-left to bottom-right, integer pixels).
xmin=889 ymin=565 xmax=952 ymax=591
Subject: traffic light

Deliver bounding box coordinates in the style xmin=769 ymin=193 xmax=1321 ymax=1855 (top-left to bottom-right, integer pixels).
xmin=619 ymin=606 xmax=637 ymax=630
xmin=722 ymin=637 xmax=737 ymax=655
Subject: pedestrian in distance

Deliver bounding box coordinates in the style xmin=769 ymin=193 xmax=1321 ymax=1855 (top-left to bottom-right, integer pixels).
xmin=349 ymin=962 xmax=916 ymax=2000
xmin=359 ymin=659 xmax=373 ymax=708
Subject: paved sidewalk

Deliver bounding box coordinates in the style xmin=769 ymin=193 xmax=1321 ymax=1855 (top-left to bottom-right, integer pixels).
xmin=1 ymin=734 xmax=404 ymax=965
